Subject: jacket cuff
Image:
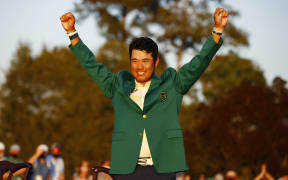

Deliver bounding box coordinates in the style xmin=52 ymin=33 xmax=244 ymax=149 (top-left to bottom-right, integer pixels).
xmin=68 ymin=39 xmax=84 ymax=51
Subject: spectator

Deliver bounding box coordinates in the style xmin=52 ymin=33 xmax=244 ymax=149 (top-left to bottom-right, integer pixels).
xmin=184 ymin=174 xmax=192 ymax=180
xmin=46 ymin=144 xmax=65 ymax=180
xmin=214 ymin=173 xmax=224 ymax=180
xmin=226 ymin=170 xmax=238 ymax=180
xmin=176 ymin=172 xmax=185 ymax=180
xmin=7 ymin=144 xmax=23 ymax=163
xmin=279 ymin=175 xmax=288 ymax=180
xmin=253 ymin=164 xmax=275 ymax=180
xmin=0 ymin=142 xmax=6 ymax=161
xmin=28 ymin=144 xmax=51 ymax=180
xmin=7 ymin=144 xmax=23 ymax=180
xmin=72 ymin=160 xmax=92 ymax=180
xmin=199 ymin=174 xmax=206 ymax=180
xmin=96 ymin=161 xmax=112 ymax=180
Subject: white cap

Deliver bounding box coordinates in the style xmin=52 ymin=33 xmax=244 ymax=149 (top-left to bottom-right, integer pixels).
xmin=214 ymin=173 xmax=224 ymax=180
xmin=0 ymin=142 xmax=5 ymax=150
xmin=37 ymin=144 xmax=49 ymax=153
xmin=10 ymin=144 xmax=21 ymax=152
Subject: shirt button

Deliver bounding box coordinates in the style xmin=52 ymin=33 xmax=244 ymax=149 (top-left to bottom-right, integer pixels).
xmin=138 ymin=133 xmax=143 ymax=137
xmin=142 ymin=114 xmax=147 ymax=119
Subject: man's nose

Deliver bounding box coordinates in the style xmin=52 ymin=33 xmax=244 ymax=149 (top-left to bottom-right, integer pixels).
xmin=137 ymin=62 xmax=144 ymax=69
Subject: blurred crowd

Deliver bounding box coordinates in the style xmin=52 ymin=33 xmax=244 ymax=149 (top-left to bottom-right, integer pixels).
xmin=0 ymin=141 xmax=97 ymax=180
xmin=175 ymin=165 xmax=288 ymax=180
xmin=1 ymin=141 xmax=287 ymax=180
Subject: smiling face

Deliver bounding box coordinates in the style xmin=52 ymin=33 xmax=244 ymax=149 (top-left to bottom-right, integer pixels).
xmin=130 ymin=49 xmax=159 ymax=85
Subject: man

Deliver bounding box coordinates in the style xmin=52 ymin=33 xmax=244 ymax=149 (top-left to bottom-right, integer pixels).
xmin=46 ymin=144 xmax=65 ymax=180
xmin=29 ymin=144 xmax=51 ymax=180
xmin=60 ymin=7 xmax=228 ymax=180
xmin=253 ymin=164 xmax=275 ymax=180
xmin=7 ymin=144 xmax=24 ymax=180
xmin=7 ymin=144 xmax=23 ymax=163
xmin=225 ymin=170 xmax=238 ymax=180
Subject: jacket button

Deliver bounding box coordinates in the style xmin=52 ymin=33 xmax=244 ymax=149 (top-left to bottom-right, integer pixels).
xmin=142 ymin=114 xmax=147 ymax=119
xmin=138 ymin=133 xmax=143 ymax=137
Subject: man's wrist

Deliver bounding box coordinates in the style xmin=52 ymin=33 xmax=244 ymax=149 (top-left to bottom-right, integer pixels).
xmin=69 ymin=32 xmax=79 ymax=40
xmin=66 ymin=29 xmax=76 ymax=34
xmin=213 ymin=26 xmax=224 ymax=33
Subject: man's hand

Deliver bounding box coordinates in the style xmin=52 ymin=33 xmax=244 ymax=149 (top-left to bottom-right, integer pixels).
xmin=60 ymin=12 xmax=76 ymax=33
xmin=34 ymin=147 xmax=45 ymax=157
xmin=213 ymin=8 xmax=229 ymax=32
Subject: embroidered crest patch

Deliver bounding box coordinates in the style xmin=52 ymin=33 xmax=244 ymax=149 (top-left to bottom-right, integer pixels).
xmin=160 ymin=91 xmax=168 ymax=102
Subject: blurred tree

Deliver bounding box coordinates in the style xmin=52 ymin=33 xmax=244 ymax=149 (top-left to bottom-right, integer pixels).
xmin=74 ymin=0 xmax=248 ymax=69
xmin=179 ymin=52 xmax=266 ymax=135
xmin=183 ymin=78 xmax=288 ymax=178
xmin=200 ymin=51 xmax=266 ymax=103
xmin=0 ymin=44 xmax=116 ymax=178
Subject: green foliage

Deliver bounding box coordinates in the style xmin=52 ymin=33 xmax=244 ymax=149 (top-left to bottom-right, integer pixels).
xmin=200 ymin=52 xmax=266 ymax=103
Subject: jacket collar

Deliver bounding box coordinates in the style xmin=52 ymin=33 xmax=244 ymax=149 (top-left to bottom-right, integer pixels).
xmin=149 ymin=74 xmax=161 ymax=91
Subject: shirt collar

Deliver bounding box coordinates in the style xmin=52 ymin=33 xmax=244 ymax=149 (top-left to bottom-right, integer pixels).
xmin=135 ymin=80 xmax=151 ymax=89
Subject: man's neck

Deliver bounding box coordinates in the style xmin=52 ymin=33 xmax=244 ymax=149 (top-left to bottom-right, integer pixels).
xmin=135 ymin=80 xmax=151 ymax=87
xmin=138 ymin=82 xmax=146 ymax=87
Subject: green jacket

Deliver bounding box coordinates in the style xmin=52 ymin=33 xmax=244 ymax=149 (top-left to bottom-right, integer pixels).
xmin=69 ymin=35 xmax=222 ymax=174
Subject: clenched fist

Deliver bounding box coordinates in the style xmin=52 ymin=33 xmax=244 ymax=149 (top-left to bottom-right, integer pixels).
xmin=60 ymin=12 xmax=76 ymax=33
xmin=213 ymin=8 xmax=229 ymax=32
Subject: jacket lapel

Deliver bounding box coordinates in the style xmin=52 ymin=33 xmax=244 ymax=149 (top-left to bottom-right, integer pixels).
xmin=147 ymin=74 xmax=161 ymax=94
xmin=143 ymin=74 xmax=162 ymax=112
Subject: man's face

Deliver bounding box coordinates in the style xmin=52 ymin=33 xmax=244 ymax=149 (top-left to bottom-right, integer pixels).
xmin=130 ymin=49 xmax=159 ymax=85
xmin=9 ymin=150 xmax=19 ymax=157
xmin=52 ymin=147 xmax=61 ymax=156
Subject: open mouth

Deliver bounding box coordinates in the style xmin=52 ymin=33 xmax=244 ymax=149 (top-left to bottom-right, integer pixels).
xmin=137 ymin=72 xmax=145 ymax=76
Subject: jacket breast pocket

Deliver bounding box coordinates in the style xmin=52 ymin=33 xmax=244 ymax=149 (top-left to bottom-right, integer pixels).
xmin=166 ymin=129 xmax=183 ymax=140
xmin=112 ymin=131 xmax=126 ymax=142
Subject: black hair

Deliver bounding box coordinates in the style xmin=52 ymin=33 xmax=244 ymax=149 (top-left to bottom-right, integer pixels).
xmin=129 ymin=37 xmax=158 ymax=61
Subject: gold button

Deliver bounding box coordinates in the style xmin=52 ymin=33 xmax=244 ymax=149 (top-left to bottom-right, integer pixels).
xmin=142 ymin=114 xmax=147 ymax=118
xmin=138 ymin=133 xmax=143 ymax=137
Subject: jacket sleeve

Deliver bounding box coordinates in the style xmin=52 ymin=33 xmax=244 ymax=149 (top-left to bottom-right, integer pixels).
xmin=69 ymin=40 xmax=118 ymax=98
xmin=174 ymin=35 xmax=223 ymax=94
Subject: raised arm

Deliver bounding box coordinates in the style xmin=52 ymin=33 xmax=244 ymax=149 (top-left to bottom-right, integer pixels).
xmin=174 ymin=8 xmax=228 ymax=94
xmin=212 ymin=8 xmax=229 ymax=43
xmin=59 ymin=12 xmax=118 ymax=98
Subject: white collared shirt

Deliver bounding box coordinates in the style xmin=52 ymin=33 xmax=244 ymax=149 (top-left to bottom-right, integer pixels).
xmin=129 ymin=80 xmax=153 ymax=164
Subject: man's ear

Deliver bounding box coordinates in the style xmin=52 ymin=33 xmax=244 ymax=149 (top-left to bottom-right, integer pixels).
xmin=155 ymin=57 xmax=160 ymax=68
